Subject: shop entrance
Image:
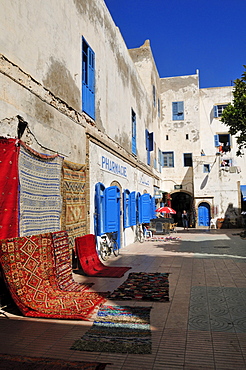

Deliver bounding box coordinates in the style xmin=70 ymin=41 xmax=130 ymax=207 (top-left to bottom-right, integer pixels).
xmin=171 ymin=192 xmax=193 ymax=227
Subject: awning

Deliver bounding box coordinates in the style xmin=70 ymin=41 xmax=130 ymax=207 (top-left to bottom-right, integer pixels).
xmin=241 ymin=185 xmax=246 ymax=201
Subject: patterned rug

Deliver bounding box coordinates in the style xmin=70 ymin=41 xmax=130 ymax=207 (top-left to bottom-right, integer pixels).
xmin=107 ymin=272 xmax=170 ymax=301
xmin=18 ymin=143 xmax=63 ymax=236
xmin=51 ymin=231 xmax=94 ymax=291
xmin=71 ymin=305 xmax=152 ymax=354
xmin=0 ymin=138 xmax=19 ymax=239
xmin=75 ymin=234 xmax=131 ymax=277
xmin=0 ymin=353 xmax=108 ymax=369
xmin=0 ymin=233 xmax=107 ymax=320
xmin=61 ymin=160 xmax=87 ymax=250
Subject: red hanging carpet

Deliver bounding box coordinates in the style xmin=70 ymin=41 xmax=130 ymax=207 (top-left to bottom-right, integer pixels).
xmin=0 ymin=233 xmax=107 ymax=320
xmin=0 ymin=138 xmax=19 ymax=239
xmin=51 ymin=230 xmax=94 ymax=291
xmin=75 ymin=234 xmax=131 ymax=278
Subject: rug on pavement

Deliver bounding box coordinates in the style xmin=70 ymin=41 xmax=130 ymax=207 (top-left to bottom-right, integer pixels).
xmin=0 ymin=138 xmax=19 ymax=240
xmin=0 ymin=233 xmax=107 ymax=320
xmin=71 ymin=305 xmax=152 ymax=354
xmin=61 ymin=160 xmax=87 ymax=250
xmin=18 ymin=143 xmax=63 ymax=236
xmin=0 ymin=353 xmax=108 ymax=369
xmin=75 ymin=234 xmax=131 ymax=277
xmin=51 ymin=231 xmax=94 ymax=291
xmin=107 ymin=272 xmax=169 ymax=301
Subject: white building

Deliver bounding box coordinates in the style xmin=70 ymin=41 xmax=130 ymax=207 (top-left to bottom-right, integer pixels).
xmin=0 ymin=0 xmax=245 ymax=250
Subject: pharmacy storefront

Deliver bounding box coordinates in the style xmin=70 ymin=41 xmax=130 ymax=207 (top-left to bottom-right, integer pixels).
xmin=89 ymin=142 xmax=156 ymax=248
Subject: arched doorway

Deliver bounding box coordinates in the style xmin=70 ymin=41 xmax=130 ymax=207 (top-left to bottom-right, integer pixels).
xmin=198 ymin=202 xmax=210 ymax=227
xmin=171 ymin=191 xmax=193 ymax=227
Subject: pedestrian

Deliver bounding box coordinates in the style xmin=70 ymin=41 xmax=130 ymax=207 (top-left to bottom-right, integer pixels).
xmin=182 ymin=210 xmax=189 ymax=230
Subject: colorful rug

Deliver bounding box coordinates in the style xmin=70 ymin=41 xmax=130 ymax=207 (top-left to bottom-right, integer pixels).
xmin=108 ymin=272 xmax=169 ymax=301
xmin=75 ymin=234 xmax=131 ymax=277
xmin=71 ymin=305 xmax=152 ymax=354
xmin=0 ymin=138 xmax=19 ymax=239
xmin=0 ymin=353 xmax=108 ymax=369
xmin=61 ymin=160 xmax=87 ymax=250
xmin=0 ymin=233 xmax=107 ymax=320
xmin=18 ymin=143 xmax=63 ymax=236
xmin=51 ymin=230 xmax=94 ymax=291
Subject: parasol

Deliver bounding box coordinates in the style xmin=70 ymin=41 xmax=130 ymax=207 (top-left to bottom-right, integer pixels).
xmin=155 ymin=206 xmax=176 ymax=214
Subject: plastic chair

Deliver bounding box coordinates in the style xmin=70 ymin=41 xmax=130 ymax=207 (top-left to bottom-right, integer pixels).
xmin=144 ymin=227 xmax=153 ymax=239
xmin=210 ymin=219 xmax=217 ymax=229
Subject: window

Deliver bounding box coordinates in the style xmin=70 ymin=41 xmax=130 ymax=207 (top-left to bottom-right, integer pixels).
xmin=214 ymin=104 xmax=228 ymax=118
xmin=186 ymin=134 xmax=189 ymax=140
xmin=162 ymin=152 xmax=174 ymax=167
xmin=166 ymin=135 xmax=169 ymax=140
xmin=82 ymin=37 xmax=95 ymax=119
xmin=214 ymin=134 xmax=231 ymax=153
xmin=158 ymin=98 xmax=160 ymax=117
xmin=203 ymin=164 xmax=210 ymax=173
xmin=158 ymin=148 xmax=162 ymax=172
xmin=184 ymin=153 xmax=193 ymax=167
xmin=172 ymin=101 xmax=184 ymax=120
xmin=123 ymin=189 xmax=130 ymax=228
xmin=132 ymin=109 xmax=137 ymax=155
xmin=153 ymin=85 xmax=156 ymax=107
xmin=145 ymin=129 xmax=154 ymax=165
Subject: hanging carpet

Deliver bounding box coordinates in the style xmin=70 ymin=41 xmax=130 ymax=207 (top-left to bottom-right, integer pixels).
xmin=75 ymin=234 xmax=131 ymax=278
xmin=0 ymin=138 xmax=19 ymax=239
xmin=18 ymin=143 xmax=63 ymax=236
xmin=107 ymin=272 xmax=170 ymax=301
xmin=61 ymin=160 xmax=87 ymax=250
xmin=71 ymin=305 xmax=152 ymax=354
xmin=51 ymin=230 xmax=94 ymax=291
xmin=0 ymin=233 xmax=107 ymax=320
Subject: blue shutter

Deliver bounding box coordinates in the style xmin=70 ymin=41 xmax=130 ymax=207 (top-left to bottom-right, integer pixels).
xmin=145 ymin=129 xmax=149 ymax=150
xmin=94 ymin=182 xmax=105 ymax=236
xmin=105 ymin=186 xmax=118 ymax=232
xmin=130 ymin=191 xmax=136 ymax=226
xmin=178 ymin=101 xmax=184 ymax=119
xmin=151 ymin=196 xmax=156 ymax=219
xmin=139 ymin=193 xmax=151 ymax=223
xmin=214 ymin=106 xmax=218 ymax=118
xmin=173 ymin=101 xmax=184 ymax=120
xmin=123 ymin=189 xmax=130 ymax=228
xmin=172 ymin=102 xmax=178 ymax=119
xmin=82 ymin=38 xmax=95 ymax=120
xmin=214 ymin=134 xmax=220 ymax=147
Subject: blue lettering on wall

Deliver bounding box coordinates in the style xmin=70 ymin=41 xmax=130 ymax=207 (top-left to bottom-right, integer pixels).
xmin=101 ymin=156 xmax=127 ymax=178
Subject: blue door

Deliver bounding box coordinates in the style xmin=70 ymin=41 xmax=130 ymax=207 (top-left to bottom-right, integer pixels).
xmin=198 ymin=202 xmax=210 ymax=226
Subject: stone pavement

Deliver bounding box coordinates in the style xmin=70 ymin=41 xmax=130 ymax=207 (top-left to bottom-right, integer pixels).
xmin=0 ymin=228 xmax=245 ymax=369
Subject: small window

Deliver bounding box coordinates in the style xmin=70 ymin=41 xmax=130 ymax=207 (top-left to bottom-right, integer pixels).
xmin=162 ymin=152 xmax=174 ymax=167
xmin=146 ymin=130 xmax=154 ymax=166
xmin=214 ymin=104 xmax=228 ymax=118
xmin=166 ymin=135 xmax=169 ymax=140
xmin=184 ymin=153 xmax=192 ymax=167
xmin=158 ymin=98 xmax=160 ymax=117
xmin=214 ymin=134 xmax=231 ymax=153
xmin=153 ymin=85 xmax=156 ymax=107
xmin=172 ymin=101 xmax=184 ymax=120
xmin=203 ymin=164 xmax=210 ymax=173
xmin=132 ymin=109 xmax=137 ymax=155
xmin=186 ymin=134 xmax=189 ymax=140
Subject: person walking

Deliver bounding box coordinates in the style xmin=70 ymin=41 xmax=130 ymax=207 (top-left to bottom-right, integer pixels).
xmin=182 ymin=210 xmax=189 ymax=230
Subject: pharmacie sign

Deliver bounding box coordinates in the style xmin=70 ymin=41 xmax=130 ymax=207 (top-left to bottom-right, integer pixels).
xmin=101 ymin=155 xmax=127 ymax=178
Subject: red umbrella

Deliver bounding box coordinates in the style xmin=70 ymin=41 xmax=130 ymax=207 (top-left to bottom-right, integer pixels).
xmin=155 ymin=206 xmax=176 ymax=214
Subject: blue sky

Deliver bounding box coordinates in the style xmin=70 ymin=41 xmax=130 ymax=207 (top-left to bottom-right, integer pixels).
xmin=104 ymin=0 xmax=246 ymax=88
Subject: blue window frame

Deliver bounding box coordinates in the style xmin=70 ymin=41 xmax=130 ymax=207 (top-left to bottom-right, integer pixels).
xmin=94 ymin=182 xmax=105 ymax=236
xmin=82 ymin=37 xmax=95 ymax=119
xmin=172 ymin=101 xmax=184 ymax=120
xmin=146 ymin=129 xmax=154 ymax=165
xmin=214 ymin=104 xmax=228 ymax=118
xmin=132 ymin=109 xmax=137 ymax=155
xmin=130 ymin=191 xmax=137 ymax=226
xmin=162 ymin=152 xmax=174 ymax=167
